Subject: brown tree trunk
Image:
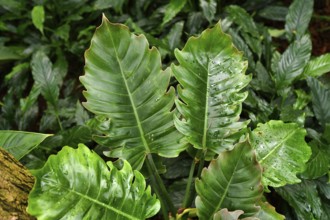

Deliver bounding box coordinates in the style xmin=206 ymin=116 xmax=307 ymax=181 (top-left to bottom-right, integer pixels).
xmin=0 ymin=147 xmax=35 ymax=220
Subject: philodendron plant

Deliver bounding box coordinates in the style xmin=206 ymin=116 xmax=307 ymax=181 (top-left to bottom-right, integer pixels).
xmin=1 ymin=14 xmax=316 ymax=219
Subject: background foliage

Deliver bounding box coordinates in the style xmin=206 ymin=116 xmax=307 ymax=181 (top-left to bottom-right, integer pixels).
xmin=1 ymin=0 xmax=330 ymax=219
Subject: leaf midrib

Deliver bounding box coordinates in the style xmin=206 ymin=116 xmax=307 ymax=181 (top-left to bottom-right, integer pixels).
xmin=202 ymin=57 xmax=210 ymax=150
xmin=258 ymin=129 xmax=296 ymax=164
xmin=106 ymin=23 xmax=151 ymax=154
xmin=68 ymin=188 xmax=140 ymax=220
xmin=215 ymin=148 xmax=245 ymax=214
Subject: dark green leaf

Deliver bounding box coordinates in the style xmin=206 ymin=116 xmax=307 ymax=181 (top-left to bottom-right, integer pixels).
xmin=31 ymin=51 xmax=59 ymax=109
xmin=285 ymin=0 xmax=314 ymax=40
xmin=307 ymin=77 xmax=330 ymax=127
xmin=271 ymin=35 xmax=311 ymax=93
xmin=162 ymin=0 xmax=187 ymax=27
xmin=275 ymin=180 xmax=323 ymax=220
xmin=166 ymin=21 xmax=184 ymax=51
xmin=226 ymin=5 xmax=259 ymax=38
xmin=258 ymin=6 xmax=288 ymax=21
xmin=301 ymin=140 xmax=329 ymax=179
xmin=27 ymin=144 xmax=160 ymax=219
xmin=199 ymin=0 xmax=217 ymax=23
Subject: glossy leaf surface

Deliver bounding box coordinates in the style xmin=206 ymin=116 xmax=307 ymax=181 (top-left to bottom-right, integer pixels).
xmin=251 ymin=120 xmax=311 ymax=188
xmin=0 ymin=130 xmax=51 ymax=160
xmin=162 ymin=0 xmax=187 ymax=27
xmin=285 ymin=0 xmax=313 ymax=40
xmin=303 ymin=53 xmax=330 ymax=78
xmin=275 ymin=180 xmax=325 ymax=220
xmin=80 ymin=15 xmax=185 ymax=170
xmin=27 ymin=144 xmax=160 ymax=220
xmin=172 ymin=22 xmax=251 ymax=154
xmin=271 ymin=35 xmax=311 ymax=93
xmin=301 ymin=140 xmax=329 ymax=179
xmin=31 ymin=51 xmax=59 ymax=108
xmin=307 ymin=77 xmax=330 ymax=127
xmin=196 ymin=138 xmax=263 ymax=219
xmin=200 ymin=0 xmax=216 ymax=23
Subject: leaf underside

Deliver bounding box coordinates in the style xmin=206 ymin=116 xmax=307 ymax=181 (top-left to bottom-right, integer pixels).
xmin=195 ymin=138 xmax=263 ymax=219
xmin=0 ymin=130 xmax=51 ymax=160
xmin=172 ymin=21 xmax=251 ymax=155
xmin=27 ymin=144 xmax=160 ymax=220
xmin=80 ymin=15 xmax=186 ymax=170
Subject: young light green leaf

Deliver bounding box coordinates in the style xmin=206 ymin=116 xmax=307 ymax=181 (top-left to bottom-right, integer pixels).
xmin=275 ymin=180 xmax=323 ymax=220
xmin=27 ymin=144 xmax=160 ymax=219
xmin=31 ymin=5 xmax=45 ymax=34
xmin=172 ymin=21 xmax=251 ymax=154
xmin=285 ymin=0 xmax=313 ymax=40
xmin=199 ymin=0 xmax=217 ymax=23
xmin=251 ymin=120 xmax=311 ymax=188
xmin=196 ymin=138 xmax=263 ymax=219
xmin=31 ymin=51 xmax=59 ymax=109
xmin=307 ymin=77 xmax=330 ymax=127
xmin=162 ymin=0 xmax=187 ymax=27
xmin=80 ymin=15 xmax=186 ymax=170
xmin=0 ymin=131 xmax=51 ymax=160
xmin=271 ymin=35 xmax=311 ymax=93
xmin=303 ymin=53 xmax=330 ymax=78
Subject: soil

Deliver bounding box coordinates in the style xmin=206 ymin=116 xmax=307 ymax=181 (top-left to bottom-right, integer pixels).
xmin=310 ymin=1 xmax=330 ymax=56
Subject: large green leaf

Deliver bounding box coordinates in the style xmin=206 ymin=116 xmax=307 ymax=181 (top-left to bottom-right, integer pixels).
xmin=275 ymin=180 xmax=325 ymax=220
xmin=251 ymin=120 xmax=311 ymax=188
xmin=303 ymin=53 xmax=330 ymax=78
xmin=31 ymin=51 xmax=59 ymax=109
xmin=172 ymin=22 xmax=251 ymax=154
xmin=80 ymin=15 xmax=186 ymax=170
xmin=285 ymin=0 xmax=313 ymax=40
xmin=307 ymin=77 xmax=330 ymax=127
xmin=0 ymin=130 xmax=51 ymax=160
xmin=195 ymin=138 xmax=263 ymax=219
xmin=27 ymin=144 xmax=160 ymax=219
xmin=271 ymin=35 xmax=311 ymax=94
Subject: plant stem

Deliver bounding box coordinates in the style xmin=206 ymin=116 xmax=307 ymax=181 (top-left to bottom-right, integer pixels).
xmin=182 ymin=150 xmax=206 ymax=208
xmin=182 ymin=158 xmax=196 ymax=208
xmin=196 ymin=151 xmax=206 ymax=178
xmin=145 ymin=154 xmax=176 ymax=217
xmin=55 ymin=112 xmax=63 ymax=131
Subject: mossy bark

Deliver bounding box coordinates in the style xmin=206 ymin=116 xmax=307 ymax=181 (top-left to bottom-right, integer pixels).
xmin=0 ymin=147 xmax=35 ymax=220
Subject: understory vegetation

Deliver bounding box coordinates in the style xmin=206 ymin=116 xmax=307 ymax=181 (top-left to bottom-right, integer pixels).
xmin=1 ymin=0 xmax=330 ymax=219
